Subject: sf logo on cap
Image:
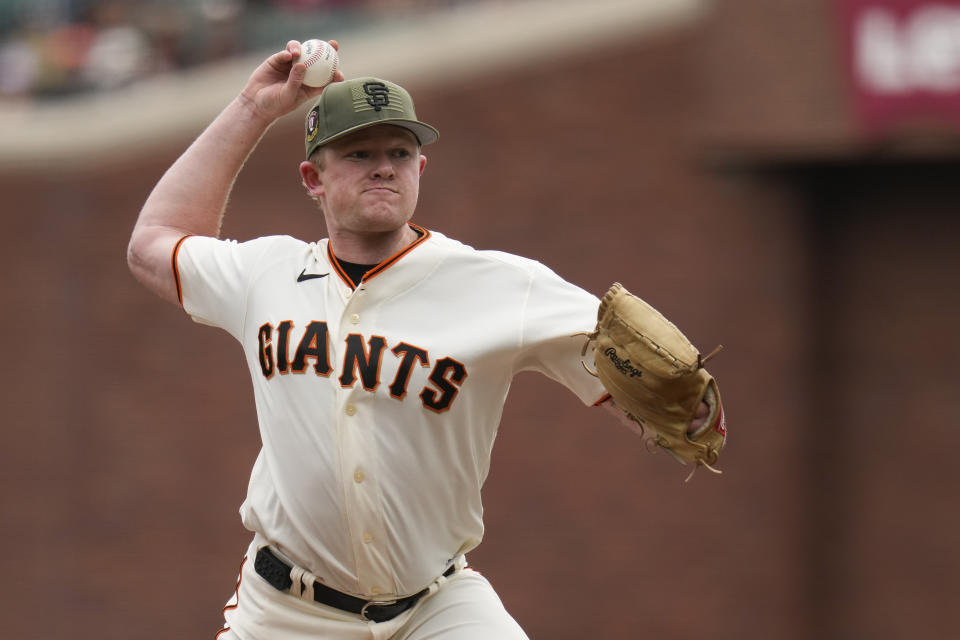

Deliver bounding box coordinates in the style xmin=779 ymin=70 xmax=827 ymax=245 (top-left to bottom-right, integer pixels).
xmin=363 ymin=82 xmax=390 ymax=111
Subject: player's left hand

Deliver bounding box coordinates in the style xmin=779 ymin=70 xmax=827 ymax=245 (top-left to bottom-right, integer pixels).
xmin=585 ymin=283 xmax=727 ymax=477
xmin=687 ymin=400 xmax=710 ymax=435
xmin=605 ymin=399 xmax=709 ymax=435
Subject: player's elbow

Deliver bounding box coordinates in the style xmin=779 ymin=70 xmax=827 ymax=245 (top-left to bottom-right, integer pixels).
xmin=126 ymin=226 xmax=182 ymax=305
xmin=126 ymin=230 xmax=150 ymax=282
xmin=126 ymin=235 xmax=138 ymax=274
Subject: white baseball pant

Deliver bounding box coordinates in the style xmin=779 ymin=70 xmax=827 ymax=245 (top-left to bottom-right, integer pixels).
xmin=216 ymin=539 xmax=529 ymax=640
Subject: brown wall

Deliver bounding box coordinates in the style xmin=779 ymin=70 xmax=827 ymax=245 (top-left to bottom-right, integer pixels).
xmin=2 ymin=2 xmax=958 ymax=638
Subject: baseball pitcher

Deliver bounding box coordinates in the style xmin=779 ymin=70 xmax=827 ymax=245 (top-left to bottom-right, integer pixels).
xmin=127 ymin=40 xmax=726 ymax=640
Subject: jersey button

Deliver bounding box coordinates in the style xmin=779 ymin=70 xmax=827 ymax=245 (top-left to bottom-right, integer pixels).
xmin=350 ymin=314 xmax=360 ymax=325
xmin=345 ymin=404 xmax=357 ymax=416
xmin=362 ymin=532 xmax=374 ymax=544
xmin=353 ymin=469 xmax=365 ymax=483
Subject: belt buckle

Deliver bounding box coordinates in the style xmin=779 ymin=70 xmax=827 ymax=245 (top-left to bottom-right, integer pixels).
xmin=360 ymin=598 xmax=398 ymax=621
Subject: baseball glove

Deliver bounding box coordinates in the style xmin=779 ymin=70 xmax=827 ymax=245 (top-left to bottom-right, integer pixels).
xmin=580 ymin=283 xmax=727 ymax=480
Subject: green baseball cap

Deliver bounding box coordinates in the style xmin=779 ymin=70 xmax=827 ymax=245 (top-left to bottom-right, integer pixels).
xmin=304 ymin=77 xmax=439 ymax=159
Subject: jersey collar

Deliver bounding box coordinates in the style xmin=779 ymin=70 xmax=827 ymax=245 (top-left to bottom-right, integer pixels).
xmin=327 ymin=223 xmax=431 ymax=290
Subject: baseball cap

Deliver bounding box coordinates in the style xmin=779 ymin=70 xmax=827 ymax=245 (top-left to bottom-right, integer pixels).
xmin=304 ymin=77 xmax=439 ymax=159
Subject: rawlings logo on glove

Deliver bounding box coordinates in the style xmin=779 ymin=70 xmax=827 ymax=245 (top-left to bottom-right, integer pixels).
xmin=603 ymin=347 xmax=644 ymax=378
xmin=580 ymin=283 xmax=727 ymax=480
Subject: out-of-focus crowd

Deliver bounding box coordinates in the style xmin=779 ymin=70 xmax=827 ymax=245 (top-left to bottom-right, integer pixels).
xmin=0 ymin=0 xmax=475 ymax=99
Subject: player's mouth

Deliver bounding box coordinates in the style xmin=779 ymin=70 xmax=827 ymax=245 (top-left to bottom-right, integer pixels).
xmin=363 ymin=186 xmax=398 ymax=195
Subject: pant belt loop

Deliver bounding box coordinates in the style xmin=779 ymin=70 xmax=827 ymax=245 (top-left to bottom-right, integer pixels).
xmin=289 ymin=565 xmax=305 ymax=598
xmin=301 ymin=573 xmax=315 ymax=603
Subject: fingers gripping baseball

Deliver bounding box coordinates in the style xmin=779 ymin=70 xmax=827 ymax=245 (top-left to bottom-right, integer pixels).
xmin=288 ymin=39 xmax=343 ymax=88
xmin=241 ymin=40 xmax=343 ymax=123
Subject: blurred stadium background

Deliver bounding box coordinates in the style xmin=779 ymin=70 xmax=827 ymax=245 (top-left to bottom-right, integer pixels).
xmin=2 ymin=0 xmax=959 ymax=638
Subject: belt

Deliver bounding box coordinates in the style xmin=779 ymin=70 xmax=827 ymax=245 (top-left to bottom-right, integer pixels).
xmin=254 ymin=546 xmax=456 ymax=623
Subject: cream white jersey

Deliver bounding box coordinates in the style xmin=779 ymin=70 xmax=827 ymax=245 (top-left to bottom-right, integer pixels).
xmin=174 ymin=225 xmax=607 ymax=600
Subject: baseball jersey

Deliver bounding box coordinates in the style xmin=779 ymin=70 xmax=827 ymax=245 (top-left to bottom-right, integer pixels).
xmin=174 ymin=224 xmax=607 ymax=600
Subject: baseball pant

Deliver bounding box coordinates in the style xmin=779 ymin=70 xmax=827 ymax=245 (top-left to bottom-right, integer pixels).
xmin=216 ymin=539 xmax=528 ymax=640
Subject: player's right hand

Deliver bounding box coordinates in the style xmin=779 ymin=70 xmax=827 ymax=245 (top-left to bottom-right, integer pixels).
xmin=239 ymin=40 xmax=344 ymax=125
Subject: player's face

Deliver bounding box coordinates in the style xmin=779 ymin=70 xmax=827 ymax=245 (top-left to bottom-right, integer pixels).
xmin=312 ymin=125 xmax=426 ymax=235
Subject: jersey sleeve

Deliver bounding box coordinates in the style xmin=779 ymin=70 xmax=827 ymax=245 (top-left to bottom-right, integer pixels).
xmin=515 ymin=263 xmax=608 ymax=406
xmin=174 ymin=235 xmax=278 ymax=340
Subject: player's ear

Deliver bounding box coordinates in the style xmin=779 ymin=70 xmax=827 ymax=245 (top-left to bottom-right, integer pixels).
xmin=300 ymin=160 xmax=324 ymax=196
xmin=419 ymin=154 xmax=427 ymax=176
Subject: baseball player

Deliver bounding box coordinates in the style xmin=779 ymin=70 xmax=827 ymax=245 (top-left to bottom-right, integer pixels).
xmin=127 ymin=40 xmax=718 ymax=640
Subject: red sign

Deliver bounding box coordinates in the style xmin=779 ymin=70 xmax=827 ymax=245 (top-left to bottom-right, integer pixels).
xmin=838 ymin=0 xmax=960 ymax=134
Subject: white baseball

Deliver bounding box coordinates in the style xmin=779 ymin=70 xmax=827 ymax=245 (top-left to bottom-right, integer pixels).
xmin=295 ymin=39 xmax=339 ymax=88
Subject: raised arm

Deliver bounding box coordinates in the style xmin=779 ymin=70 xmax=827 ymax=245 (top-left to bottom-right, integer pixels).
xmin=127 ymin=40 xmax=342 ymax=304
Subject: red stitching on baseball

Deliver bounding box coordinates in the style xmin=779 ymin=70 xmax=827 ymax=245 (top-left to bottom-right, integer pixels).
xmin=304 ymin=44 xmax=324 ymax=66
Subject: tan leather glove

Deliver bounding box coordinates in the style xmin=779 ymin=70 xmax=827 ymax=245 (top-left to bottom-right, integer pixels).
xmin=582 ymin=283 xmax=727 ymax=478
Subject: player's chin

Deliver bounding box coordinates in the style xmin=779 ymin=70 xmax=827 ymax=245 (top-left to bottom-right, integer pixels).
xmin=353 ymin=209 xmax=415 ymax=234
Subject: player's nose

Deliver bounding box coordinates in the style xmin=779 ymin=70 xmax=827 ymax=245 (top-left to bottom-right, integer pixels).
xmin=370 ymin=154 xmax=396 ymax=179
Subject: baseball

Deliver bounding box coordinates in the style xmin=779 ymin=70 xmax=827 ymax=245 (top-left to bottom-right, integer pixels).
xmin=295 ymin=39 xmax=339 ymax=88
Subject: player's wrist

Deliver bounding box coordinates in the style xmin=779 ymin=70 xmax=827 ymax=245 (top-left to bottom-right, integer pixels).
xmin=233 ymin=92 xmax=279 ymax=131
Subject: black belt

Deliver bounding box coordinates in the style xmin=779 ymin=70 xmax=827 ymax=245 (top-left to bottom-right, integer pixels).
xmin=254 ymin=546 xmax=456 ymax=623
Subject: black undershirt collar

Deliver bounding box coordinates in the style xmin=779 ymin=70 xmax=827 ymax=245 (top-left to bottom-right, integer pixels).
xmin=332 ymin=226 xmax=425 ymax=286
xmin=336 ymin=259 xmax=377 ymax=288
